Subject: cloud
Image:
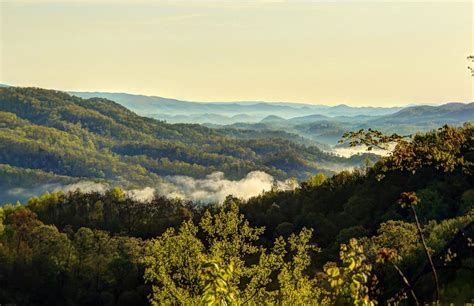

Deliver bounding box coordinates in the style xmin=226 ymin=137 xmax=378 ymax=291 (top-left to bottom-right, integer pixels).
xmin=5 ymin=183 xmax=61 ymax=201
xmin=55 ymin=171 xmax=292 ymax=203
xmin=54 ymin=181 xmax=108 ymax=193
xmin=2 ymin=181 xmax=107 ymax=204
xmin=330 ymin=145 xmax=392 ymax=158
xmin=125 ymin=187 xmax=156 ymax=202
xmin=2 ymin=171 xmax=294 ymax=205
xmin=156 ymin=171 xmax=293 ymax=203
xmin=104 ymin=171 xmax=293 ymax=204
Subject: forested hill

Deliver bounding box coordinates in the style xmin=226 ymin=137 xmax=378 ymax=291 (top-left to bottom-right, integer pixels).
xmin=0 ymin=123 xmax=472 ymax=305
xmin=0 ymin=87 xmax=372 ymax=202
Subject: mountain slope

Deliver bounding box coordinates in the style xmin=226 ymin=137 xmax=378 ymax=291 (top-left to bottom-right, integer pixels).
xmin=0 ymin=87 xmax=373 ymax=202
xmin=370 ymin=102 xmax=474 ymax=124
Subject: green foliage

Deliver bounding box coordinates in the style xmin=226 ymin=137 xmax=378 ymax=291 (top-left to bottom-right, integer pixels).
xmin=0 ymin=87 xmax=370 ymax=202
xmin=341 ymin=124 xmax=473 ymax=180
xmin=386 ymin=123 xmax=473 ymax=174
xmin=142 ymin=222 xmax=204 ymax=304
xmin=200 ymin=260 xmax=239 ymax=305
xmin=276 ymin=228 xmax=325 ymax=304
xmin=302 ymin=173 xmax=327 ymax=189
xmin=142 ymin=204 xmax=327 ymax=305
xmin=24 ymin=189 xmax=196 ymax=238
xmin=324 ymin=238 xmax=376 ymax=305
xmin=460 ymin=189 xmax=474 ymax=214
xmin=339 ymin=128 xmax=409 ymax=151
xmin=0 ymin=205 xmax=148 ymax=305
xmin=1 ymin=172 xmax=473 ymax=305
xmin=416 ymin=187 xmax=449 ymax=222
xmin=0 ymin=101 xmax=473 ymax=306
xmin=370 ymin=221 xmax=419 ymax=258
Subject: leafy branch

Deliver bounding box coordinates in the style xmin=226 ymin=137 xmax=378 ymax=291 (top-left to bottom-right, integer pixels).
xmin=339 ymin=128 xmax=411 ymax=151
xmin=468 ymin=55 xmax=474 ymax=76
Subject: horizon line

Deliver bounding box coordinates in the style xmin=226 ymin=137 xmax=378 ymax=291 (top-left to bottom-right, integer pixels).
xmin=1 ymin=82 xmax=472 ymax=108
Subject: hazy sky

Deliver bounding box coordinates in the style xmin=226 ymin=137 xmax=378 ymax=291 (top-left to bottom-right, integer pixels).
xmin=0 ymin=0 xmax=472 ymax=106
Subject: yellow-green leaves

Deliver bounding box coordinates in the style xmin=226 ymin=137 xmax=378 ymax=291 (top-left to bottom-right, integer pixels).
xmin=142 ymin=222 xmax=205 ymax=304
xmin=142 ymin=204 xmax=329 ymax=305
xmin=200 ymin=260 xmax=239 ymax=306
xmin=326 ymin=266 xmax=340 ymax=277
xmin=324 ymin=238 xmax=376 ymax=306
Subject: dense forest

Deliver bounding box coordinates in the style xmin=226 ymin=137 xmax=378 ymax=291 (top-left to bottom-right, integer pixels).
xmin=0 ymin=121 xmax=472 ymax=305
xmin=0 ymin=87 xmax=375 ymax=203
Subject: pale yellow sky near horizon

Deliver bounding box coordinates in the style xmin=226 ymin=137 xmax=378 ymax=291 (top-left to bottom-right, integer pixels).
xmin=0 ymin=0 xmax=472 ymax=106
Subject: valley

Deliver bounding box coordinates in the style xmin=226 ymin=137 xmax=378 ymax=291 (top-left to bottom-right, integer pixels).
xmin=0 ymin=86 xmax=378 ymax=203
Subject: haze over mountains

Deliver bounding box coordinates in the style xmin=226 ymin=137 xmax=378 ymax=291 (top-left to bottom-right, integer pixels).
xmin=3 ymin=84 xmax=472 ymax=146
xmin=0 ymin=86 xmax=378 ymax=203
xmin=224 ymin=102 xmax=474 ymax=145
xmin=2 ymin=0 xmax=473 ymax=303
xmin=70 ymin=90 xmax=473 ymax=146
xmin=70 ymin=91 xmax=404 ymax=122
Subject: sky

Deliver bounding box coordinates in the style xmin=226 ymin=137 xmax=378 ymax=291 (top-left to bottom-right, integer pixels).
xmin=0 ymin=0 xmax=472 ymax=106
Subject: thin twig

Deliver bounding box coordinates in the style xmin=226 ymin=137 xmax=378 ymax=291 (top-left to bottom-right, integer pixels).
xmin=411 ymin=206 xmax=440 ymax=302
xmin=392 ymin=263 xmax=420 ymax=306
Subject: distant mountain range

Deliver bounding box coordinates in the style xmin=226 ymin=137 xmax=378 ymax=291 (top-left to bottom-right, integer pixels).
xmin=213 ymin=102 xmax=474 ymax=145
xmin=68 ymin=91 xmax=472 ymax=130
xmin=2 ymin=84 xmax=472 ymax=146
xmin=68 ymin=91 xmax=404 ymax=122
xmin=67 ymin=90 xmax=473 ymax=146
xmin=4 ymin=84 xmax=466 ymax=123
xmin=260 ymin=103 xmax=474 ymax=125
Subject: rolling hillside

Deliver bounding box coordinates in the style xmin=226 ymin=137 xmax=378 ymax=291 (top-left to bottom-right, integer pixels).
xmin=0 ymin=87 xmax=373 ymax=202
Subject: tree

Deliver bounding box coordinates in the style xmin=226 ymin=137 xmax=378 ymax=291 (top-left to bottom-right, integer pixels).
xmin=339 ymin=124 xmax=473 ymax=176
xmin=142 ymin=204 xmax=324 ymax=305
